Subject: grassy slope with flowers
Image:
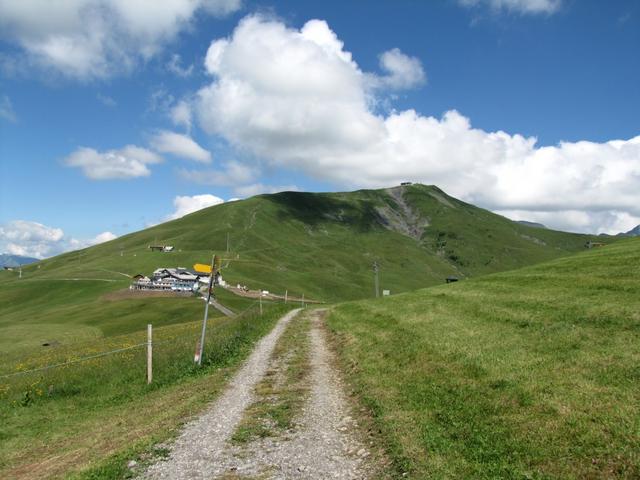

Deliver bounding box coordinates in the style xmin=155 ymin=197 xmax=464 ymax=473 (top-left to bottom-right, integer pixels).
xmin=0 ymin=300 xmax=290 ymax=479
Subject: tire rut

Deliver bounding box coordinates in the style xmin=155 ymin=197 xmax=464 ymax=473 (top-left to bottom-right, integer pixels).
xmin=141 ymin=308 xmax=374 ymax=479
xmin=214 ymin=309 xmax=373 ymax=479
xmin=141 ymin=308 xmax=302 ymax=480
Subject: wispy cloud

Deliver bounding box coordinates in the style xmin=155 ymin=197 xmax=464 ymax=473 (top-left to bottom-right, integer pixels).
xmin=167 ymin=53 xmax=194 ymax=77
xmin=179 ymin=161 xmax=256 ymax=186
xmin=458 ymin=0 xmax=562 ymax=15
xmin=97 ymin=93 xmax=117 ymax=107
xmin=0 ymin=95 xmax=17 ymax=122
xmin=170 ymin=100 xmax=193 ymax=131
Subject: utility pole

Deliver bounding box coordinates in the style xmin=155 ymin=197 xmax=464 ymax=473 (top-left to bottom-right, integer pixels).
xmin=373 ymin=261 xmax=380 ymax=298
xmin=284 ymin=290 xmax=288 ymax=304
xmin=19 ymin=266 xmax=22 ymax=279
xmin=301 ymin=293 xmax=305 ymax=308
xmin=259 ymin=294 xmax=263 ymax=315
xmin=196 ymin=254 xmax=217 ymax=366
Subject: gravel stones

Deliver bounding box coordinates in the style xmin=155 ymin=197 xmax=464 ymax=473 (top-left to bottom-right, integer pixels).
xmin=142 ymin=308 xmax=302 ymax=480
xmin=141 ymin=308 xmax=372 ymax=479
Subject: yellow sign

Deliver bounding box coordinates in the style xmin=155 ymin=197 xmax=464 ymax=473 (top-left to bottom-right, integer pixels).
xmin=193 ymin=263 xmax=212 ymax=274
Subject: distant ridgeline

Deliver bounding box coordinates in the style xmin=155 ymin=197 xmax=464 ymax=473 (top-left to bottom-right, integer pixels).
xmin=0 ymin=254 xmax=38 ymax=268
xmin=598 ymin=224 xmax=640 ymax=238
xmin=515 ymin=220 xmax=547 ymax=229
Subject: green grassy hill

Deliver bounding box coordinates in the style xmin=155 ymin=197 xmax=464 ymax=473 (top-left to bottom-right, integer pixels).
xmin=328 ymin=237 xmax=640 ymax=478
xmin=0 ymin=184 xmax=629 ymax=478
xmin=0 ymin=184 xmax=604 ymax=356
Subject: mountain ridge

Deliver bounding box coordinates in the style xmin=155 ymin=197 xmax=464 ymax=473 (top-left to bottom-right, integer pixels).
xmin=3 ymin=184 xmax=607 ymax=302
xmin=516 ymin=220 xmax=547 ymax=229
xmin=625 ymin=224 xmax=640 ymax=236
xmin=0 ymin=254 xmax=39 ymax=268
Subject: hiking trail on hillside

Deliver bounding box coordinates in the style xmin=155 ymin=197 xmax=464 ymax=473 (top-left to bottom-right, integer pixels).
xmin=141 ymin=308 xmax=375 ymax=479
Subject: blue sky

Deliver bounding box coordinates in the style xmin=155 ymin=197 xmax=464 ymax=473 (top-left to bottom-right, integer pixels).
xmin=1 ymin=0 xmax=639 ymax=258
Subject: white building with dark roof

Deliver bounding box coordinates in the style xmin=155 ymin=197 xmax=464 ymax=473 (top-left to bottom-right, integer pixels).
xmin=132 ymin=267 xmax=218 ymax=292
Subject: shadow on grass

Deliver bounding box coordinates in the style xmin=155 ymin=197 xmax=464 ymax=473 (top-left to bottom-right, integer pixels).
xmin=265 ymin=191 xmax=383 ymax=232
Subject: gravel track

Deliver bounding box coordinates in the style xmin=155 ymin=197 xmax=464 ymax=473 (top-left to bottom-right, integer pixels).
xmin=261 ymin=309 xmax=374 ymax=478
xmin=142 ymin=308 xmax=302 ymax=480
xmin=208 ymin=309 xmax=373 ymax=479
xmin=141 ymin=308 xmax=373 ymax=479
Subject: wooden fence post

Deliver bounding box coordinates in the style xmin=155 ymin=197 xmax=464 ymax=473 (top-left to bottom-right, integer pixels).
xmin=147 ymin=324 xmax=153 ymax=384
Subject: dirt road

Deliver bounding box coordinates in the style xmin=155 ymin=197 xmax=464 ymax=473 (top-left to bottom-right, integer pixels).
xmin=223 ymin=285 xmax=323 ymax=304
xmin=141 ymin=308 xmax=375 ymax=479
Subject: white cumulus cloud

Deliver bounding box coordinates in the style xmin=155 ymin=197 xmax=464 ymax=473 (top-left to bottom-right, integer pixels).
xmin=167 ymin=194 xmax=225 ymax=220
xmin=0 ymin=0 xmax=242 ymax=80
xmin=373 ymin=48 xmax=426 ymax=90
xmin=89 ymin=231 xmax=117 ymax=245
xmin=193 ymin=15 xmax=640 ymax=234
xmin=64 ymin=145 xmax=162 ymax=180
xmin=0 ymin=220 xmax=118 ymax=258
xmin=150 ymin=130 xmax=211 ymax=163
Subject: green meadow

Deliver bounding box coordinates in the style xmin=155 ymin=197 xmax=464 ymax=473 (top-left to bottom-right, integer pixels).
xmin=1 ymin=185 xmax=603 ymax=360
xmin=328 ymin=238 xmax=640 ymax=478
xmin=0 ymin=185 xmax=626 ymax=478
xmin=0 ymin=298 xmax=290 ymax=479
xmin=0 ymin=276 xmax=253 ymax=357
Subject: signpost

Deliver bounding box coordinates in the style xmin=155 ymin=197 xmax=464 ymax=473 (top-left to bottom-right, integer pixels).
xmin=193 ymin=263 xmax=212 ymax=274
xmin=373 ymin=261 xmax=380 ymax=298
xmin=195 ymin=254 xmax=218 ymax=366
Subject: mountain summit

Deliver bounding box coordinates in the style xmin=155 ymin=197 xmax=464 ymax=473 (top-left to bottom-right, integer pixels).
xmin=0 ymin=254 xmax=38 ymax=268
xmin=625 ymin=225 xmax=640 ymax=236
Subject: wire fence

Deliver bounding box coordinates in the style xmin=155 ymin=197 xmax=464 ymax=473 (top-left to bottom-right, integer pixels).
xmin=0 ymin=343 xmax=149 ymax=380
xmin=0 ymin=296 xmax=270 ymax=382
